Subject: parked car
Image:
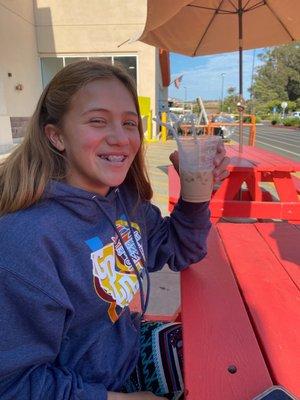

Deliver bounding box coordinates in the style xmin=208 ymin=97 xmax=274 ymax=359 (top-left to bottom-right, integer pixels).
xmin=211 ymin=114 xmax=236 ymax=141
xmin=291 ymin=111 xmax=300 ymax=118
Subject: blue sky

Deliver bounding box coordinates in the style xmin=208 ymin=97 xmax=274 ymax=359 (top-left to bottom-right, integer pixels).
xmin=169 ymin=49 xmax=266 ymax=101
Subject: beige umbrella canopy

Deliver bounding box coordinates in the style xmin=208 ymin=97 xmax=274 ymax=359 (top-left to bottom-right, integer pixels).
xmin=136 ymin=0 xmax=300 ymax=151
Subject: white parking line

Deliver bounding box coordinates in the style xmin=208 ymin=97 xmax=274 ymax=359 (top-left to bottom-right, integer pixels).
xmin=257 ymin=132 xmax=300 ymax=143
xmin=256 ymin=135 xmax=300 ymax=148
xmin=233 ymin=131 xmax=299 ymax=146
xmin=255 ymin=139 xmax=300 ymax=156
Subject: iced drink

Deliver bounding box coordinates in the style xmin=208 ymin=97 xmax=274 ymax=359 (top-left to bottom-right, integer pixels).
xmin=178 ymin=136 xmax=220 ymax=202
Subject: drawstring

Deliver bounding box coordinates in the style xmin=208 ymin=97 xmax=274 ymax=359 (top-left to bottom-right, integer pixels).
xmin=92 ymin=191 xmax=149 ymax=317
xmin=116 ymin=189 xmax=151 ymax=313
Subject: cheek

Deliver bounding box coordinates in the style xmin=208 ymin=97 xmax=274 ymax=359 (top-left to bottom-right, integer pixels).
xmin=131 ymin=133 xmax=141 ymax=155
xmin=70 ymin=130 xmax=103 ymax=153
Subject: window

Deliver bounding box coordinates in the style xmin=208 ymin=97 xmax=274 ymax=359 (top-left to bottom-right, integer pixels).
xmin=114 ymin=56 xmax=137 ymax=82
xmin=41 ymin=58 xmax=63 ymax=87
xmin=64 ymin=57 xmax=86 ymax=66
xmin=40 ymin=55 xmax=137 ymax=88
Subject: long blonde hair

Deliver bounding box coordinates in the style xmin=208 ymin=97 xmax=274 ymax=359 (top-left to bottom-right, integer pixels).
xmin=0 ymin=60 xmax=153 ymax=215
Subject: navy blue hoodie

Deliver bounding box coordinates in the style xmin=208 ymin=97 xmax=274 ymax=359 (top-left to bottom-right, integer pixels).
xmin=0 ymin=181 xmax=211 ymax=399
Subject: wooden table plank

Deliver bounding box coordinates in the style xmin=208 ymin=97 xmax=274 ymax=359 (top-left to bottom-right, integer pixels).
xmin=210 ymin=199 xmax=300 ymax=220
xmin=226 ymin=146 xmax=276 ymax=169
xmin=272 ymin=172 xmax=299 ymax=202
xmin=181 ymin=226 xmax=272 ymax=400
xmin=226 ymin=145 xmax=300 ymax=171
xmin=244 ymin=146 xmax=300 ymax=170
xmin=217 ymin=223 xmax=300 ymax=398
xmin=255 ymin=223 xmax=300 ymax=290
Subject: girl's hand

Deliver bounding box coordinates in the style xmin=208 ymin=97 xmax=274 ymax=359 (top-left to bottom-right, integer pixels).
xmin=213 ymin=140 xmax=230 ymax=182
xmin=169 ymin=151 xmax=179 ymax=174
xmin=107 ymin=391 xmax=166 ymax=399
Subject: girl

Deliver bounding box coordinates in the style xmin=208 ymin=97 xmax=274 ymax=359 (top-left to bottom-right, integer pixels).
xmin=0 ymin=61 xmax=229 ymax=400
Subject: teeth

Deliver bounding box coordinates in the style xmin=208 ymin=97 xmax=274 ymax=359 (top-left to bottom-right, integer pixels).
xmin=100 ymin=155 xmax=126 ymax=162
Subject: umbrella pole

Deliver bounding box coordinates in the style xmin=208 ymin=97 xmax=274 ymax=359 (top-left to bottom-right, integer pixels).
xmin=238 ymin=0 xmax=244 ymax=153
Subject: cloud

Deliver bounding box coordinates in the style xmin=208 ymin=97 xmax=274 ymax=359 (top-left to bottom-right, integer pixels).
xmin=169 ymin=50 xmax=264 ymax=100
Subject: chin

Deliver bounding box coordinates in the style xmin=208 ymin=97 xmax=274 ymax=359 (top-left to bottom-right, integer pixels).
xmin=101 ymin=176 xmax=127 ymax=188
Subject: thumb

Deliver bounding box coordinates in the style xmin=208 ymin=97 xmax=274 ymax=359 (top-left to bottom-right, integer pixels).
xmin=169 ymin=150 xmax=179 ymax=174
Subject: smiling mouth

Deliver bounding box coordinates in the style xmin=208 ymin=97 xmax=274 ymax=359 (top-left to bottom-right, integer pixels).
xmin=98 ymin=155 xmax=127 ymax=163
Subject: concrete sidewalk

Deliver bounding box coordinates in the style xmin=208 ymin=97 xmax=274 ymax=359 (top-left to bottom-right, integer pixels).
xmin=144 ymin=140 xmax=181 ymax=316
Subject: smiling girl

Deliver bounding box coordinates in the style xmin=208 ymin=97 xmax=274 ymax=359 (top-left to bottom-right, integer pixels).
xmin=0 ymin=61 xmax=229 ymax=400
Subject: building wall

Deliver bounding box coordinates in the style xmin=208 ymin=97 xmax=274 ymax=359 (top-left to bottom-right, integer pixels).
xmin=34 ymin=0 xmax=160 ymax=122
xmin=0 ymin=0 xmax=164 ymax=145
xmin=0 ymin=0 xmax=42 ymax=117
xmin=155 ymin=51 xmax=168 ymax=113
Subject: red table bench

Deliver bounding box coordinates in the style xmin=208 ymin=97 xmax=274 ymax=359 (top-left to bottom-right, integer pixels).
xmin=169 ymin=145 xmax=300 ymax=222
xmin=181 ymin=222 xmax=300 ymax=399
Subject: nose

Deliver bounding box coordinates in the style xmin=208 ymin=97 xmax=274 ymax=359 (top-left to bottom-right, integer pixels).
xmin=106 ymin=123 xmax=130 ymax=146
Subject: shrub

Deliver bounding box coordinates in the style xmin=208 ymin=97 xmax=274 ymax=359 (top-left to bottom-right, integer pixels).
xmin=282 ymin=117 xmax=300 ymax=126
xmin=283 ymin=118 xmax=292 ymax=126
xmin=243 ymin=115 xmax=261 ymax=123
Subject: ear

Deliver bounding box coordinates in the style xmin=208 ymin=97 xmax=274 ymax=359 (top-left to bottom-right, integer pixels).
xmin=44 ymin=124 xmax=65 ymax=152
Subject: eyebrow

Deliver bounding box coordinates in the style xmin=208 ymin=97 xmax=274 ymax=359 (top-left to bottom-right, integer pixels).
xmin=81 ymin=108 xmax=138 ymax=117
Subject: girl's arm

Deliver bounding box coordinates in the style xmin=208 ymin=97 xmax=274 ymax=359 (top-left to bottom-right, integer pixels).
xmin=143 ymin=141 xmax=229 ymax=272
xmin=144 ymin=198 xmax=211 ymax=272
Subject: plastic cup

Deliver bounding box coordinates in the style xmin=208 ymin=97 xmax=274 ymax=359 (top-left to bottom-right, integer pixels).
xmin=178 ymin=135 xmax=220 ymax=202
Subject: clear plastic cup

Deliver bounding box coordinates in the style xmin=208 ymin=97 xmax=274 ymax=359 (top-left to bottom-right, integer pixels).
xmin=178 ymin=135 xmax=220 ymax=202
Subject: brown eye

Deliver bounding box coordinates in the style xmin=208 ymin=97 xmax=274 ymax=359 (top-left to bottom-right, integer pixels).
xmin=90 ymin=119 xmax=106 ymax=125
xmin=123 ymin=120 xmax=137 ymax=127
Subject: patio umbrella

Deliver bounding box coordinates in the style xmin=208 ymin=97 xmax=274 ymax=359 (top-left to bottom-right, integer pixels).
xmin=135 ymin=0 xmax=300 ymax=152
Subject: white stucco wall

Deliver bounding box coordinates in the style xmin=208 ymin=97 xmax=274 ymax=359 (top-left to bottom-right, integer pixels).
xmin=0 ymin=0 xmax=165 ymax=144
xmin=0 ymin=0 xmax=42 ymax=117
xmin=34 ymin=0 xmax=160 ymax=118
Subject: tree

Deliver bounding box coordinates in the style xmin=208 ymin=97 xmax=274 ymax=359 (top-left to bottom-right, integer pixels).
xmin=222 ymin=87 xmax=239 ymax=113
xmin=250 ymin=42 xmax=300 ymax=114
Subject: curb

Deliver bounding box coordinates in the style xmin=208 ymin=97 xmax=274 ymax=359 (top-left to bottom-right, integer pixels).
xmin=268 ymin=124 xmax=300 ymax=130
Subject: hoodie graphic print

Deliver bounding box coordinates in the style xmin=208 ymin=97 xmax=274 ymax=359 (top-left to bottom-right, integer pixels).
xmin=86 ymin=214 xmax=144 ymax=322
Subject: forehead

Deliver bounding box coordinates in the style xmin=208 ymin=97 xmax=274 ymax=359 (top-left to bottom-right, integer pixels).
xmin=69 ymin=78 xmax=137 ymax=113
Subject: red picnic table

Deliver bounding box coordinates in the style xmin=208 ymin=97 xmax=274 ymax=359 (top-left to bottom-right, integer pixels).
xmin=168 ymin=144 xmax=300 ymax=222
xmin=181 ymin=222 xmax=300 ymax=400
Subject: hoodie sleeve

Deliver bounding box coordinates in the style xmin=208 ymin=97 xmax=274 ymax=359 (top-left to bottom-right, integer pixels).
xmin=144 ymin=198 xmax=211 ymax=272
xmin=0 ymin=267 xmax=107 ymax=400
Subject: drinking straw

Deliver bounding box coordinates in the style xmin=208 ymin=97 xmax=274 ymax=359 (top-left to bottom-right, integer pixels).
xmin=190 ymin=115 xmax=197 ymax=139
xmin=153 ymin=117 xmax=180 ymax=142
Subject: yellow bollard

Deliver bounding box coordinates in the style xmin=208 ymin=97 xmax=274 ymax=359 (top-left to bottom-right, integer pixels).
xmin=147 ymin=110 xmax=153 ymax=141
xmin=161 ymin=112 xmax=167 ymax=143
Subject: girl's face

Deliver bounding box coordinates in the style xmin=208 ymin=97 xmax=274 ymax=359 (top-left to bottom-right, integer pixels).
xmin=46 ymin=78 xmax=141 ymax=196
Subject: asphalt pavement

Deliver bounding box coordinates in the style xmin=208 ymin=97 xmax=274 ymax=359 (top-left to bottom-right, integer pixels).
xmin=231 ymin=123 xmax=300 ymax=162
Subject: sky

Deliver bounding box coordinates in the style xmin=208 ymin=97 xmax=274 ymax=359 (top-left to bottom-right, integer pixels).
xmin=169 ymin=48 xmax=266 ymax=101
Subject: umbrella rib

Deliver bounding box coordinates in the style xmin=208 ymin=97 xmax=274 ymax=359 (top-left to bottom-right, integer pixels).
xmin=228 ymin=0 xmax=238 ymax=11
xmin=191 ymin=0 xmax=227 ymax=56
xmin=188 ymin=4 xmax=235 ymax=14
xmin=244 ymin=0 xmax=252 ymax=9
xmin=265 ymin=1 xmax=296 ymax=41
xmin=244 ymin=1 xmax=266 ymax=12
